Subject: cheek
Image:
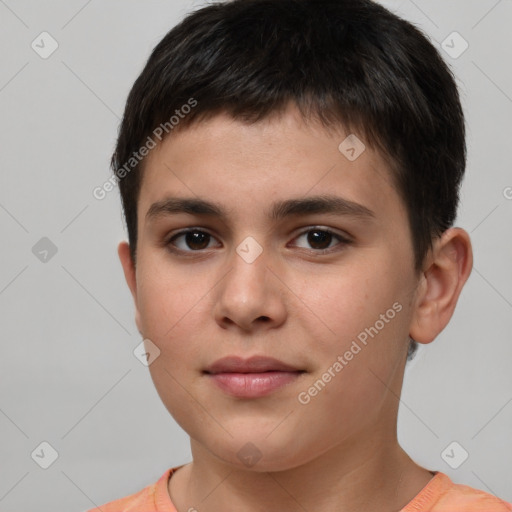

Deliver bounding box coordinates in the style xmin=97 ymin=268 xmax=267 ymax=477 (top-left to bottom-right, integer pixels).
xmin=138 ymin=273 xmax=209 ymax=422
xmin=299 ymin=261 xmax=412 ymax=411
xmin=139 ymin=293 xmax=206 ymax=364
xmin=136 ymin=250 xmax=199 ymax=337
xmin=300 ymin=261 xmax=401 ymax=341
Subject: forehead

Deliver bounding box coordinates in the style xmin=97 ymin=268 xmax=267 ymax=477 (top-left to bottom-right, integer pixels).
xmin=137 ymin=108 xmax=404 ymax=228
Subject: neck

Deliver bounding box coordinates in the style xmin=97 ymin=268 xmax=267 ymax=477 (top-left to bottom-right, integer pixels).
xmin=169 ymin=431 xmax=434 ymax=512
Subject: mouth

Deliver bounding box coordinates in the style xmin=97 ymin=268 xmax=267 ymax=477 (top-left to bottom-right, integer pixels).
xmin=203 ymin=356 xmax=306 ymax=398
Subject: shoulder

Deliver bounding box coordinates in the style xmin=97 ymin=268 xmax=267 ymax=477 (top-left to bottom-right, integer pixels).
xmin=404 ymin=472 xmax=512 ymax=512
xmin=437 ymin=479 xmax=512 ymax=512
xmin=86 ymin=468 xmax=177 ymax=512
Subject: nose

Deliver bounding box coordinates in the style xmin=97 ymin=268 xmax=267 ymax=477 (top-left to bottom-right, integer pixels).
xmin=213 ymin=243 xmax=287 ymax=333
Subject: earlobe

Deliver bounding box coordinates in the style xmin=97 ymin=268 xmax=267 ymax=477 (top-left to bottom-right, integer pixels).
xmin=409 ymin=228 xmax=473 ymax=344
xmin=117 ymin=241 xmax=143 ymax=335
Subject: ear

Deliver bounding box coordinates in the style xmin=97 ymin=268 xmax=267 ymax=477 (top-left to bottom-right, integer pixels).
xmin=118 ymin=241 xmax=143 ymax=335
xmin=409 ymin=227 xmax=473 ymax=344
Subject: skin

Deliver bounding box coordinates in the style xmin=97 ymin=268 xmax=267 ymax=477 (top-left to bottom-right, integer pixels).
xmin=118 ymin=105 xmax=473 ymax=512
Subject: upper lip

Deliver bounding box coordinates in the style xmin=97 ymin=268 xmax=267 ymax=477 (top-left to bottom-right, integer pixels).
xmin=204 ymin=356 xmax=303 ymax=374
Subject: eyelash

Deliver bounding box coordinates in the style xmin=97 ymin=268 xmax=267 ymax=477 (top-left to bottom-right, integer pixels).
xmin=164 ymin=227 xmax=352 ymax=256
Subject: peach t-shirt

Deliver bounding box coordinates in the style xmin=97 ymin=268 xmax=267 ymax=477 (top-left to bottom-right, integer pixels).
xmin=89 ymin=467 xmax=512 ymax=512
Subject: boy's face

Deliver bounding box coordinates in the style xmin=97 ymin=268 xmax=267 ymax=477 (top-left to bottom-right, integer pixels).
xmin=120 ymin=106 xmax=423 ymax=470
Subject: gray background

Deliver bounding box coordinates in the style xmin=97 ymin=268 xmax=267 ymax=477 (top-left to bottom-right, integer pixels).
xmin=0 ymin=0 xmax=511 ymax=510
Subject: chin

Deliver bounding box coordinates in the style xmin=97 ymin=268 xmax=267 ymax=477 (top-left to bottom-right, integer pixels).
xmin=203 ymin=434 xmax=313 ymax=473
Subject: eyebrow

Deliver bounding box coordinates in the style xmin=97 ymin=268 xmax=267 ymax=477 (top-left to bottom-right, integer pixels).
xmin=145 ymin=194 xmax=375 ymax=223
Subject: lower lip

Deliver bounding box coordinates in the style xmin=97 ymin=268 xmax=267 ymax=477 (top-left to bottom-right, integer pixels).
xmin=207 ymin=371 xmax=303 ymax=398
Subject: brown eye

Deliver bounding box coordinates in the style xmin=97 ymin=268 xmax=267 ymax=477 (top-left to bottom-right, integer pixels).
xmin=292 ymin=227 xmax=351 ymax=252
xmin=306 ymin=229 xmax=333 ymax=250
xmin=168 ymin=230 xmax=217 ymax=251
xmin=185 ymin=231 xmax=210 ymax=250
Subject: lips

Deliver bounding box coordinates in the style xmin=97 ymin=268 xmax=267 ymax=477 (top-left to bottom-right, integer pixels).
xmin=204 ymin=355 xmax=302 ymax=374
xmin=204 ymin=356 xmax=305 ymax=398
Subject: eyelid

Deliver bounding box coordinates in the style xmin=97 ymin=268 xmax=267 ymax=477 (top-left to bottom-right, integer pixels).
xmin=288 ymin=226 xmax=353 ymax=253
xmin=291 ymin=225 xmax=352 ymax=243
xmin=165 ymin=227 xmax=220 ymax=252
xmin=165 ymin=225 xmax=353 ymax=254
